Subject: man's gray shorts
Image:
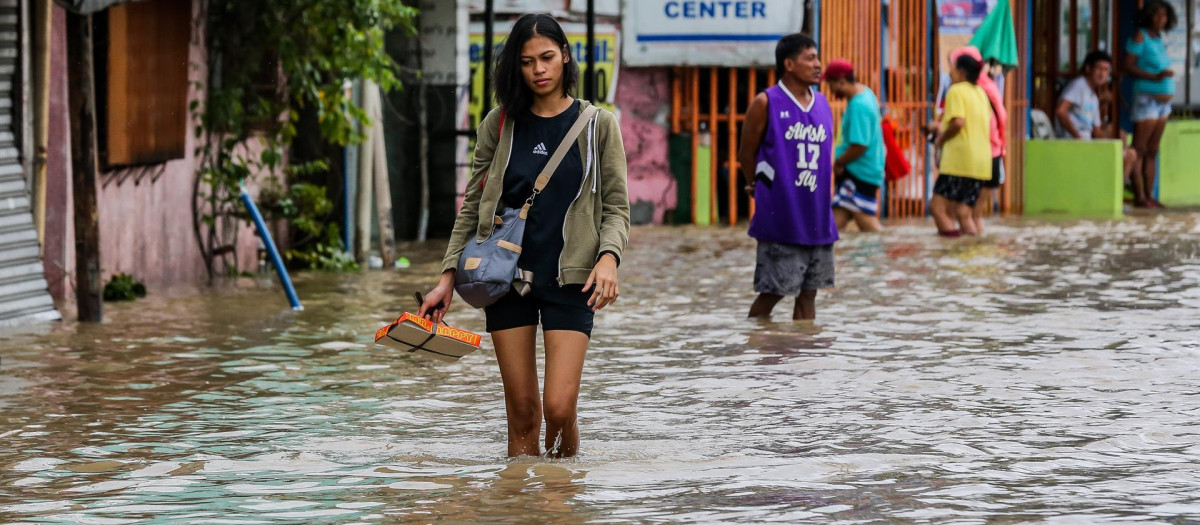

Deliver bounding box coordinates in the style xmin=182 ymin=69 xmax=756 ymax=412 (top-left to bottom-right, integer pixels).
xmin=754 ymin=242 xmax=835 ymax=296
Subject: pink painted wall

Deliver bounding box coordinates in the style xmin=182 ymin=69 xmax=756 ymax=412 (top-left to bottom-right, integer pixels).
xmin=614 ymin=67 xmax=674 ymax=224
xmin=43 ymin=1 xmax=261 ymax=303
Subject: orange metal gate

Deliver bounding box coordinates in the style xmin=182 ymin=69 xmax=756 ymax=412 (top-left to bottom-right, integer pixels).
xmin=821 ymin=0 xmax=883 ymax=97
xmin=882 ymin=0 xmax=932 ymax=218
xmin=672 ymin=66 xmax=775 ymax=226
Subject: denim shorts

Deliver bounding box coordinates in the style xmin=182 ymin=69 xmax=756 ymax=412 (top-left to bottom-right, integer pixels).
xmin=1132 ymin=94 xmax=1173 ymax=122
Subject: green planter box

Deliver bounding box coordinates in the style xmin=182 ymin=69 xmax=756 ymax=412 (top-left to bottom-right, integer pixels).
xmin=1023 ymin=139 xmax=1123 ymax=219
xmin=1159 ymin=120 xmax=1200 ymax=207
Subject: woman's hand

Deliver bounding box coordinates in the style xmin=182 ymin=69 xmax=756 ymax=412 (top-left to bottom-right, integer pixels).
xmin=418 ymin=271 xmax=455 ymax=324
xmin=583 ymin=254 xmax=619 ymax=311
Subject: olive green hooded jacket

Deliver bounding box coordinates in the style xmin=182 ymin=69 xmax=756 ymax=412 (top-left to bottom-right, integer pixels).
xmin=441 ymin=101 xmax=630 ymax=285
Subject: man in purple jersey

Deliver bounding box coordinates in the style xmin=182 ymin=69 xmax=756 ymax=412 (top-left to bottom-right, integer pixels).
xmin=738 ymin=33 xmax=839 ymax=321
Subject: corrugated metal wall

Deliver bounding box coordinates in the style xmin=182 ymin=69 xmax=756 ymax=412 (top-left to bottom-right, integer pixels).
xmin=0 ymin=0 xmax=57 ymax=323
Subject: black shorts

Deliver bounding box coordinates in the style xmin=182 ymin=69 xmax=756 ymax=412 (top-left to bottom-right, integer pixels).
xmin=484 ymin=284 xmax=594 ymax=337
xmin=933 ymin=174 xmax=983 ymax=206
xmin=982 ymin=156 xmax=1004 ymax=189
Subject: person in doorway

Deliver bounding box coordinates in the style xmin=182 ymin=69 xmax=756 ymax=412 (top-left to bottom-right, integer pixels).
xmin=823 ymin=59 xmax=885 ymax=233
xmin=1056 ymin=50 xmax=1140 ymax=186
xmin=738 ymin=33 xmax=839 ymax=321
xmin=931 ymin=52 xmax=991 ymax=237
xmin=1125 ymin=0 xmax=1177 ymax=208
xmin=419 ymin=13 xmax=629 ymax=458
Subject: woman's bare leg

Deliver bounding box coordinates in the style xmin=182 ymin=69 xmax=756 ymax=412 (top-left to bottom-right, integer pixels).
xmin=1143 ymin=117 xmax=1169 ymax=206
xmin=542 ymin=330 xmax=589 ymax=458
xmin=1132 ymin=119 xmax=1159 ymax=206
xmin=493 ymin=326 xmax=542 ymax=457
xmin=956 ymin=202 xmax=978 ymax=236
xmin=973 ymin=188 xmax=991 ymax=235
xmin=930 ymin=195 xmax=957 ymax=234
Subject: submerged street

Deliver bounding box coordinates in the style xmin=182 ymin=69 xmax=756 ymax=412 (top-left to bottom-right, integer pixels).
xmin=3 ymin=215 xmax=1200 ymax=523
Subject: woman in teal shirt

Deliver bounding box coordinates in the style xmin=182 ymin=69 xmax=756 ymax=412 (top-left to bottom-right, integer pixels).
xmin=1125 ymin=1 xmax=1177 ymax=208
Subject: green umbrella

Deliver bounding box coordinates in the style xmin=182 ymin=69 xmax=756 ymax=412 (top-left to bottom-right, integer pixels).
xmin=969 ymin=0 xmax=1019 ymax=68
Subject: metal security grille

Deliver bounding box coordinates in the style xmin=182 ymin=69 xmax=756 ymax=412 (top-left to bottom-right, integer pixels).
xmin=0 ymin=0 xmax=57 ymax=323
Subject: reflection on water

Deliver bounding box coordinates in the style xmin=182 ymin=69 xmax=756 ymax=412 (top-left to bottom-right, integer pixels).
xmin=3 ymin=214 xmax=1200 ymax=523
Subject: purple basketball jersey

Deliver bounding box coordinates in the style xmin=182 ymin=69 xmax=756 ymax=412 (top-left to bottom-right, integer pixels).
xmin=748 ymin=84 xmax=839 ymax=246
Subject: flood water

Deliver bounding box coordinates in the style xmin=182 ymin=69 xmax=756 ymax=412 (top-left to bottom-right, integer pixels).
xmin=3 ymin=215 xmax=1200 ymax=523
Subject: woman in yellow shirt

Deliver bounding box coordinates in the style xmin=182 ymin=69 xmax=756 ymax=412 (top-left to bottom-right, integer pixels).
xmin=932 ymin=53 xmax=992 ymax=237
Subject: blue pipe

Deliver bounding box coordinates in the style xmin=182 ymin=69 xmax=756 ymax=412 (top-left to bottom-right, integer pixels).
xmin=240 ymin=186 xmax=303 ymax=311
xmin=813 ymin=0 xmax=820 ymax=41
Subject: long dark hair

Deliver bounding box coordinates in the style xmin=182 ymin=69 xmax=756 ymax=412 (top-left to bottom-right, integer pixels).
xmin=1137 ymin=0 xmax=1178 ymax=32
xmin=493 ymin=13 xmax=579 ymax=119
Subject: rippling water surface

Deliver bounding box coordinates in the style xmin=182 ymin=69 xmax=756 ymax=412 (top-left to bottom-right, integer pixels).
xmin=3 ymin=215 xmax=1200 ymax=523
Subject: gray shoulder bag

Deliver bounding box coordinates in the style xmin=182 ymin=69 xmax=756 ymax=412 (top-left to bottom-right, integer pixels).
xmin=455 ymin=105 xmax=599 ymax=309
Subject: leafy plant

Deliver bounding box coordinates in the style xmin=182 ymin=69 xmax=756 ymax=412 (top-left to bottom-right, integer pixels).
xmin=192 ymin=0 xmax=417 ymax=278
xmin=103 ymin=273 xmax=147 ymax=302
xmin=258 ymin=177 xmax=359 ymax=271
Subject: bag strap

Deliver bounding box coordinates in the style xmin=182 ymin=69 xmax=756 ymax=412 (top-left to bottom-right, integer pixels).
xmin=521 ymin=105 xmax=600 ymax=218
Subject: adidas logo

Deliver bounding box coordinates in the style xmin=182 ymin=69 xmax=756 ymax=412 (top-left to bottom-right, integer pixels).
xmin=532 ymin=143 xmax=548 ymax=156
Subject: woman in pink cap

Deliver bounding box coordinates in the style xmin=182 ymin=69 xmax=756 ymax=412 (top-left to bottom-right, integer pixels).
xmin=959 ymin=47 xmax=1007 ymax=233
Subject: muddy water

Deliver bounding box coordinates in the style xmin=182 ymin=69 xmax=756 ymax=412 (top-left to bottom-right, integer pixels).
xmin=3 ymin=215 xmax=1200 ymax=523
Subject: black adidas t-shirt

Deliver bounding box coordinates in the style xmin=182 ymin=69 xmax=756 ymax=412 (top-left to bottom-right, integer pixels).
xmin=501 ymin=100 xmax=584 ymax=286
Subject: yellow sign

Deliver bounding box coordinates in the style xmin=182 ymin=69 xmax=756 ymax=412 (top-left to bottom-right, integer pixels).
xmin=468 ymin=22 xmax=619 ymax=129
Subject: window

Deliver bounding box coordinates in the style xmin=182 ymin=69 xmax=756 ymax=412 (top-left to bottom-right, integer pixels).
xmin=97 ymin=0 xmax=192 ymax=169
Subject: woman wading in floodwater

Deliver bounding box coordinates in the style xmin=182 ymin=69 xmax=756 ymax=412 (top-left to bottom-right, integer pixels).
xmin=419 ymin=13 xmax=629 ymax=458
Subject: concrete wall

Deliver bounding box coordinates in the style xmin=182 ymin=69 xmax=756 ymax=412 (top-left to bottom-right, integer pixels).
xmin=614 ymin=67 xmax=674 ymax=225
xmin=1159 ymin=121 xmax=1200 ymax=207
xmin=43 ymin=1 xmax=260 ymax=303
xmin=1023 ymin=139 xmax=1124 ymax=219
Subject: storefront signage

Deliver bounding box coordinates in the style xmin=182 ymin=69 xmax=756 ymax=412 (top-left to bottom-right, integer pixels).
xmin=622 ymin=0 xmax=805 ymax=66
